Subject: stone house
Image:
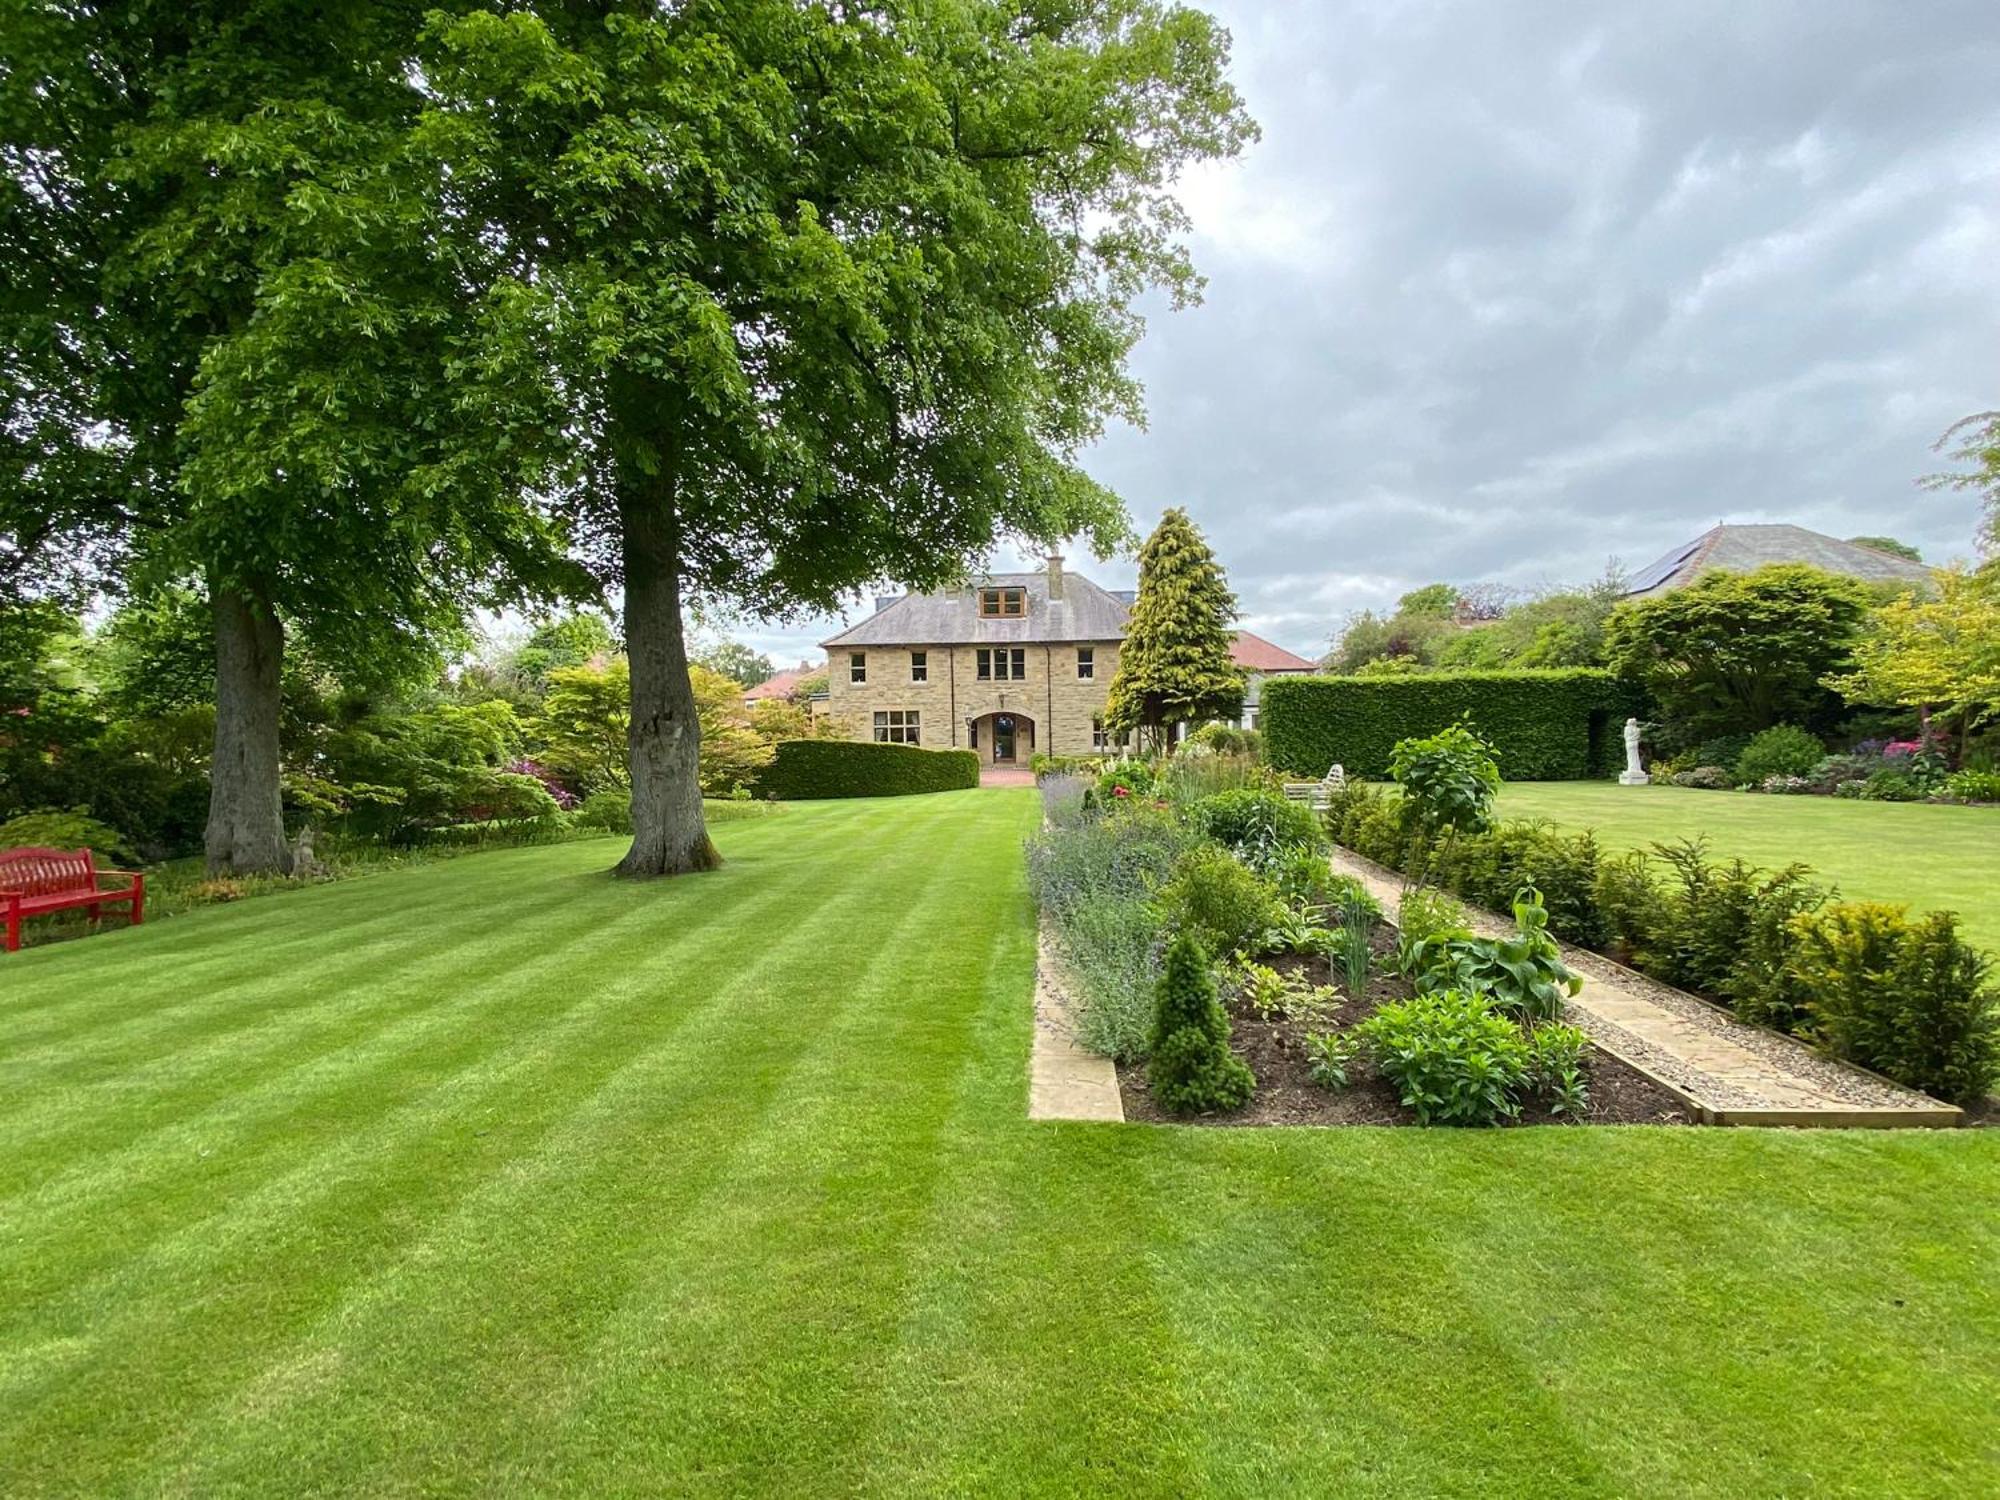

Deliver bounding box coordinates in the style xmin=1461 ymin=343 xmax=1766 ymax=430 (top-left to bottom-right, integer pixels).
xmin=820 ymin=558 xmax=1129 ymax=764
xmin=1229 ymin=631 xmax=1317 ymax=729
xmin=820 ymin=558 xmax=1315 ymax=765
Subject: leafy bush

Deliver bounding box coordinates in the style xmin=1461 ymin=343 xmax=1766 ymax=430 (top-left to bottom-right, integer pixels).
xmin=1941 ymin=768 xmax=2000 ymax=804
xmin=0 ymin=808 xmax=139 ymax=866
xmin=1158 ymin=846 xmax=1284 ymax=956
xmin=1836 ymin=768 xmax=1922 ymax=802
xmin=1262 ymin=669 xmax=1633 ymax=780
xmin=1184 ymin=787 xmax=1326 ymax=867
xmin=1149 ymin=931 xmax=1256 ymax=1114
xmin=1412 ymin=887 xmax=1582 ymax=1023
xmin=754 ymin=740 xmax=979 ymax=799
xmin=1591 ymin=851 xmax=1668 ymax=967
xmin=1184 ymin=722 xmax=1263 ymax=759
xmin=1734 ymin=725 xmax=1825 ymax=785
xmin=1389 ymin=719 xmax=1501 ymax=836
xmin=573 ymin=789 xmax=634 ymax=834
xmin=1671 ymin=766 xmax=1734 ymax=790
xmin=1359 ymin=989 xmax=1530 ymax=1126
xmin=1154 ymin=752 xmax=1266 ymax=806
xmin=1524 ymin=1022 xmax=1592 ymax=1116
xmin=1094 ymin=760 xmax=1158 ymax=802
xmin=1788 ymin=904 xmax=2000 ymax=1105
xmin=1759 ymin=775 xmax=1815 ymax=794
xmin=1254 ymin=906 xmax=1334 ymax=958
xmin=1031 ymin=754 xmax=1107 ymax=778
xmin=1396 ymin=887 xmax=1471 ymax=977
xmin=1303 ymin=1029 xmax=1361 ymax=1089
xmin=1271 ymin=844 xmax=1343 ymax=911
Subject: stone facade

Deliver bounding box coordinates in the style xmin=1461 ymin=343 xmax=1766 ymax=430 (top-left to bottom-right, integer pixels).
xmin=824 ymin=640 xmax=1124 ymax=762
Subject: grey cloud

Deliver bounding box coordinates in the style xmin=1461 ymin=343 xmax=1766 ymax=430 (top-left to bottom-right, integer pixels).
xmin=766 ymin=0 xmax=1999 ymax=665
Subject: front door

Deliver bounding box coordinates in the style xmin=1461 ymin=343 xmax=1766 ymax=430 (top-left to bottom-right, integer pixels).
xmin=992 ymin=714 xmax=1017 ymax=763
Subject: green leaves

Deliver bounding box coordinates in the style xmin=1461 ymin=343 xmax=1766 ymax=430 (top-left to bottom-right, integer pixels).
xmin=1390 ymin=719 xmax=1501 ymax=836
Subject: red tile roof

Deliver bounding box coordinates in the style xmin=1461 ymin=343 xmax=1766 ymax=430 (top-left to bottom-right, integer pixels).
xmin=744 ymin=662 xmax=819 ymax=701
xmin=1230 ymin=631 xmax=1316 ymax=672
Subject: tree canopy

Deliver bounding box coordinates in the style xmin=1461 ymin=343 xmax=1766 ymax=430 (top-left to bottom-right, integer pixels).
xmin=1831 ymin=563 xmax=2000 ymax=731
xmin=1604 ymin=565 xmax=1871 ymax=742
xmin=412 ymin=0 xmax=1253 ymax=874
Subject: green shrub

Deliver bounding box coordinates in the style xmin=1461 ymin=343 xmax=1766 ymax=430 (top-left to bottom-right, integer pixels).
xmin=1734 ymin=725 xmax=1825 ymax=785
xmin=1262 ymin=669 xmax=1634 ymax=780
xmin=0 ymin=808 xmax=139 ymax=866
xmin=1395 ymin=887 xmax=1471 ymax=977
xmin=573 ymin=789 xmax=634 ymax=834
xmin=1671 ymin=766 xmax=1734 ymax=790
xmin=1149 ymin=931 xmax=1256 ymax=1113
xmin=1941 ymin=768 xmax=2000 ymax=803
xmin=1303 ymin=1029 xmax=1361 ymax=1089
xmin=1155 ymin=752 xmax=1266 ymax=805
xmin=1720 ymin=867 xmax=1832 ymax=1032
xmin=1158 ymin=846 xmax=1284 ymax=956
xmin=1184 ymin=787 xmax=1326 ymax=866
xmin=1592 ymin=851 xmax=1668 ymax=967
xmin=1359 ymin=989 xmax=1530 ymax=1126
xmin=754 ymin=740 xmax=979 ymax=799
xmin=1524 ymin=1021 xmax=1592 ymax=1116
xmin=1030 ymin=754 xmax=1107 ymax=778
xmin=1333 ymin=884 xmax=1376 ymax=997
xmin=1390 ymin=719 xmax=1501 ymax=836
xmin=1789 ymin=904 xmax=2000 ymax=1105
xmin=1095 ymin=760 xmax=1158 ymax=801
xmin=1271 ymin=844 xmax=1343 ymax=911
xmin=1839 ymin=768 xmax=1921 ymax=802
xmin=1185 ymin=722 xmax=1263 ymax=759
xmin=1411 ymin=887 xmax=1581 ymax=1023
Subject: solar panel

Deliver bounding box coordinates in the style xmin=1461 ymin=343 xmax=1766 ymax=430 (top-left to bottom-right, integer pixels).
xmin=1624 ymin=538 xmax=1701 ymax=595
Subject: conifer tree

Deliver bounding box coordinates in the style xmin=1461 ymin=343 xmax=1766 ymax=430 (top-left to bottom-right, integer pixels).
xmin=1104 ymin=508 xmax=1245 ymax=750
xmin=1149 ymin=930 xmax=1255 ymax=1114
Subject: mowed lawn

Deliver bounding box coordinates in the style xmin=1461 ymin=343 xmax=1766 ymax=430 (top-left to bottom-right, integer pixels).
xmin=2 ymin=793 xmax=1996 ymax=1496
xmin=1497 ymin=781 xmax=2000 ymax=955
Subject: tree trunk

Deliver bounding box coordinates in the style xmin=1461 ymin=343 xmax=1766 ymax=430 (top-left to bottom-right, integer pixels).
xmin=614 ymin=481 xmax=719 ymax=879
xmin=205 ymin=585 xmax=293 ymax=876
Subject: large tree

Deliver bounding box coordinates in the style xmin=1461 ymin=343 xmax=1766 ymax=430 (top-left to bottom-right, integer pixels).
xmin=1103 ymin=506 xmax=1244 ymax=748
xmin=1603 ymin=564 xmax=1871 ymax=741
xmin=5 ymin=2 xmax=582 ymax=874
xmin=419 ymin=1 xmax=1253 ymax=875
xmin=1830 ymin=563 xmax=2000 ymax=738
xmin=1925 ymin=411 xmax=2000 ymax=556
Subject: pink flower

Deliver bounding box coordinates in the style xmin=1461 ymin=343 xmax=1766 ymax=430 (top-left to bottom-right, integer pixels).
xmin=1884 ymin=740 xmax=1922 ymax=759
xmin=1112 ymin=784 xmax=1131 ymax=798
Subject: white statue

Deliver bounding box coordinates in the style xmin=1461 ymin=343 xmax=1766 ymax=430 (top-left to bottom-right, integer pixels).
xmin=1619 ymin=717 xmax=1649 ymax=786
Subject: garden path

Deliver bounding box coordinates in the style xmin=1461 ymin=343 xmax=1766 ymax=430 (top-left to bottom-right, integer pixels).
xmin=1329 ymin=849 xmax=1962 ymax=1128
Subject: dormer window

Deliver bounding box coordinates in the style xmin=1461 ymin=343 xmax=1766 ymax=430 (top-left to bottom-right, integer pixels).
xmin=978 ymin=586 xmax=1026 ymax=618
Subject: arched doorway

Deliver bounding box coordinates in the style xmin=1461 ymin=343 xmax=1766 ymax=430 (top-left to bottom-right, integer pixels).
xmin=969 ymin=711 xmax=1036 ymax=765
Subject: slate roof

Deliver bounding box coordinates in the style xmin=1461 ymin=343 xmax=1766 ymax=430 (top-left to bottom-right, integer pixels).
xmin=821 ymin=570 xmax=1131 ymax=647
xmin=1230 ymin=631 xmax=1317 ymax=672
xmin=1623 ymin=524 xmax=1933 ymax=600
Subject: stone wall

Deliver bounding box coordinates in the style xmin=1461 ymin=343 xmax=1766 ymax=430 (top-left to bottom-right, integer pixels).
xmin=823 ymin=640 xmax=1122 ymax=759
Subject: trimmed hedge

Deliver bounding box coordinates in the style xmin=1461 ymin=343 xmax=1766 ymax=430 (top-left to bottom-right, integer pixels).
xmin=755 ymin=739 xmax=979 ymax=799
xmin=1262 ymin=670 xmax=1637 ymax=780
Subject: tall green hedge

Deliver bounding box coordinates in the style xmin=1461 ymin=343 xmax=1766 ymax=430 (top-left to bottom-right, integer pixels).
xmin=1262 ymin=670 xmax=1637 ymax=780
xmin=755 ymin=740 xmax=980 ymax=799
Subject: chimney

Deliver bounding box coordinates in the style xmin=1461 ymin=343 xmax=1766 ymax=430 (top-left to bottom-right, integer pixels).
xmin=1046 ymin=554 xmax=1065 ymax=601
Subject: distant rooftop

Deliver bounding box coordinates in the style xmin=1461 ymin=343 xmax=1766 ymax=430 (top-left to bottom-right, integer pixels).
xmin=1623 ymin=524 xmax=1932 ymax=599
xmin=1230 ymin=631 xmax=1316 ymax=672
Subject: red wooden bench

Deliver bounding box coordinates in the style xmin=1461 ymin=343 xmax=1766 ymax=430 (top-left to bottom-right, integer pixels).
xmin=2 ymin=847 xmax=145 ymax=953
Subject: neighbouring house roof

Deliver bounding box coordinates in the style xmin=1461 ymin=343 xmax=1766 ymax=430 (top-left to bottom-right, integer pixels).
xmin=820 ymin=570 xmax=1131 ymax=647
xmin=1230 ymin=631 xmax=1316 ymax=673
xmin=1622 ymin=524 xmax=1933 ymax=599
xmin=744 ymin=661 xmax=819 ymax=701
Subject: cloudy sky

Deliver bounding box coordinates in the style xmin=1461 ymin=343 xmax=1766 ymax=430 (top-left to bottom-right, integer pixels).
xmin=732 ymin=0 xmax=2000 ymax=669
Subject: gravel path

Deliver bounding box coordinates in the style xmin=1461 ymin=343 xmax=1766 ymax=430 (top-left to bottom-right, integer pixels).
xmin=1329 ymin=848 xmax=1959 ymax=1124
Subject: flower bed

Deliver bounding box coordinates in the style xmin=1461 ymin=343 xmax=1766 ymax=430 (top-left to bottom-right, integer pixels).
xmin=1116 ymin=921 xmax=1693 ymax=1127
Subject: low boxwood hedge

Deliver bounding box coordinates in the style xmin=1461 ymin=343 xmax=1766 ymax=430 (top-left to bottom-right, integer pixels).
xmin=1262 ymin=669 xmax=1638 ymax=780
xmin=755 ymin=740 xmax=980 ymax=800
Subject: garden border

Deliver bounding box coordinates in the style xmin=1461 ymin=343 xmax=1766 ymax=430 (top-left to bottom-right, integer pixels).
xmin=1328 ymin=846 xmax=1963 ymax=1129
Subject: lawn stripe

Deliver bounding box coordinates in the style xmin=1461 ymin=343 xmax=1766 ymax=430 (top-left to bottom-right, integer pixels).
xmin=0 ymin=814 xmax=856 ymax=1440
xmin=0 ymin=817 xmax=834 ymax=1152
xmin=138 ymin=797 xmax=964 ymax=1493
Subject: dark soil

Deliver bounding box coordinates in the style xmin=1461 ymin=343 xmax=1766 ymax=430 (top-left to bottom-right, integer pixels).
xmin=1118 ymin=926 xmax=1695 ymax=1128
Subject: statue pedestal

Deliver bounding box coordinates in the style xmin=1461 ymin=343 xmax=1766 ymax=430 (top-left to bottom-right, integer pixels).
xmin=1619 ymin=770 xmax=1650 ymax=786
